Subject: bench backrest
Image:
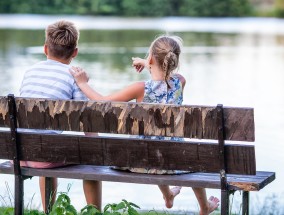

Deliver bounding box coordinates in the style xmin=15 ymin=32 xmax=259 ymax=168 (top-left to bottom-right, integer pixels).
xmin=0 ymin=96 xmax=256 ymax=175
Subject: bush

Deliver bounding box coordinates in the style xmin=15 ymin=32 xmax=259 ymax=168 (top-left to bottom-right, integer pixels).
xmin=0 ymin=0 xmax=253 ymax=17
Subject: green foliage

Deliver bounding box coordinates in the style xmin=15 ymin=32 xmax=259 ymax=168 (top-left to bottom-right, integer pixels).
xmin=178 ymin=0 xmax=252 ymax=17
xmin=121 ymin=0 xmax=172 ymax=17
xmin=0 ymin=207 xmax=13 ymax=215
xmin=49 ymin=192 xmax=77 ymax=215
xmin=49 ymin=192 xmax=140 ymax=215
xmin=0 ymin=0 xmax=254 ymax=17
xmin=103 ymin=199 xmax=140 ymax=215
xmin=80 ymin=205 xmax=101 ymax=215
xmin=274 ymin=0 xmax=284 ymax=17
xmin=274 ymin=8 xmax=284 ymax=17
xmin=0 ymin=207 xmax=45 ymax=215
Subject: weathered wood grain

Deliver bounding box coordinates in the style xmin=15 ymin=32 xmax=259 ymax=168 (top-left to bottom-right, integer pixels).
xmin=0 ymin=131 xmax=256 ymax=174
xmin=0 ymin=96 xmax=254 ymax=141
xmin=0 ymin=131 xmax=13 ymax=159
xmin=0 ymin=162 xmax=274 ymax=191
xmin=0 ymin=97 xmax=9 ymax=127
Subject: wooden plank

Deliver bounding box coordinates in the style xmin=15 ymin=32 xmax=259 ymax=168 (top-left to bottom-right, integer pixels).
xmin=228 ymin=171 xmax=277 ymax=191
xmin=0 ymin=97 xmax=9 ymax=128
xmin=0 ymin=162 xmax=275 ymax=191
xmin=226 ymin=144 xmax=256 ymax=174
xmin=0 ymin=97 xmax=255 ymax=141
xmin=19 ymin=165 xmax=275 ymax=191
xmin=0 ymin=161 xmax=14 ymax=174
xmin=0 ymin=131 xmax=13 ymax=159
xmin=0 ymin=131 xmax=256 ymax=174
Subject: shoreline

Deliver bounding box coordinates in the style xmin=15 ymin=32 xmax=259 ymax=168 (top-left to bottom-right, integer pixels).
xmin=0 ymin=14 xmax=284 ymax=35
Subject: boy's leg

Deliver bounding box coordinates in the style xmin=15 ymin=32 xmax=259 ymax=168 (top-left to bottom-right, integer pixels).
xmin=83 ymin=180 xmax=102 ymax=211
xmin=192 ymin=187 xmax=219 ymax=215
xmin=39 ymin=177 xmax=57 ymax=212
xmin=21 ymin=161 xmax=60 ymax=212
xmin=158 ymin=185 xmax=181 ymax=208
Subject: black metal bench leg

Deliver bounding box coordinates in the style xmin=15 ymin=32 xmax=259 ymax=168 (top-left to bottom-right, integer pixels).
xmin=45 ymin=177 xmax=53 ymax=214
xmin=221 ymin=190 xmax=229 ymax=215
xmin=242 ymin=191 xmax=249 ymax=215
xmin=14 ymin=175 xmax=24 ymax=215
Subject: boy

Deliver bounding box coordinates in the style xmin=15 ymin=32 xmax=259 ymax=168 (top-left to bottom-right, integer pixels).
xmin=20 ymin=20 xmax=101 ymax=211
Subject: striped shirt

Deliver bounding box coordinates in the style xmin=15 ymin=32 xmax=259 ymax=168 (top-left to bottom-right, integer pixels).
xmin=20 ymin=59 xmax=87 ymax=100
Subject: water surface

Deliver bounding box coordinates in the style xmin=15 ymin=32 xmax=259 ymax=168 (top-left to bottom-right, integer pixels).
xmin=0 ymin=15 xmax=283 ymax=213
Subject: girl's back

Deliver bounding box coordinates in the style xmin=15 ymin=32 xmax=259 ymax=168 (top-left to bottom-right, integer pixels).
xmin=143 ymin=75 xmax=183 ymax=105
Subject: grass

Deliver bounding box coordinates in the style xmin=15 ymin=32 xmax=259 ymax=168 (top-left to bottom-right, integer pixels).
xmin=1 ymin=182 xmax=283 ymax=215
xmin=0 ymin=207 xmax=45 ymax=215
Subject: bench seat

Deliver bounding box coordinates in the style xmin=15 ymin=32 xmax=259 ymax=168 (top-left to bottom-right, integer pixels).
xmin=0 ymin=161 xmax=275 ymax=192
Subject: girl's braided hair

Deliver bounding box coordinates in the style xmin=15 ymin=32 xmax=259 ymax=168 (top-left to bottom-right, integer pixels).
xmin=149 ymin=35 xmax=182 ymax=88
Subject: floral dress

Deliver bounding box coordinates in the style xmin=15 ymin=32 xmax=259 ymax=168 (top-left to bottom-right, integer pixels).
xmin=114 ymin=75 xmax=189 ymax=175
xmin=143 ymin=75 xmax=183 ymax=105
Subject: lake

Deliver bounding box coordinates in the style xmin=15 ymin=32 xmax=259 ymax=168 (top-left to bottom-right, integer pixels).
xmin=0 ymin=15 xmax=283 ymax=214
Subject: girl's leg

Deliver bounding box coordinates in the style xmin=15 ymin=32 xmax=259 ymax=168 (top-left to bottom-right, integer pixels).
xmin=83 ymin=180 xmax=102 ymax=211
xmin=158 ymin=185 xmax=181 ymax=208
xmin=192 ymin=187 xmax=219 ymax=215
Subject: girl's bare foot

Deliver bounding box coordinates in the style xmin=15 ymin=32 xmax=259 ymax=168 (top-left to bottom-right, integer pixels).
xmin=200 ymin=196 xmax=220 ymax=215
xmin=163 ymin=186 xmax=182 ymax=208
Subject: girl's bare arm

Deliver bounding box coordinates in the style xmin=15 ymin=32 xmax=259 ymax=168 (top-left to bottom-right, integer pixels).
xmin=70 ymin=67 xmax=144 ymax=102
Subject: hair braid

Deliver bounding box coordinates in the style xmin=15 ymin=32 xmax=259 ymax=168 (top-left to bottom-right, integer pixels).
xmin=149 ymin=35 xmax=182 ymax=88
xmin=163 ymin=51 xmax=178 ymax=88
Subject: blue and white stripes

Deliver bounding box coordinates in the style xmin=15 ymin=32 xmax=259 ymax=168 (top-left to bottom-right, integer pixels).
xmin=20 ymin=59 xmax=87 ymax=100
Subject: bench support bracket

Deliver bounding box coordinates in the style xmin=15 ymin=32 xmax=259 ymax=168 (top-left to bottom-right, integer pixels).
xmin=8 ymin=94 xmax=24 ymax=215
xmin=220 ymin=169 xmax=229 ymax=214
xmin=217 ymin=104 xmax=229 ymax=215
xmin=242 ymin=191 xmax=249 ymax=215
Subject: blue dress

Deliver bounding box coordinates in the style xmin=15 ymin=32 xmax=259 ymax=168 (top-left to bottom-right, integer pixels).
xmin=118 ymin=75 xmax=188 ymax=174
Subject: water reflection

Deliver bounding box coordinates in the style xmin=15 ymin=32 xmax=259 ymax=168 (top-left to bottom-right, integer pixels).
xmin=0 ymin=17 xmax=284 ymax=213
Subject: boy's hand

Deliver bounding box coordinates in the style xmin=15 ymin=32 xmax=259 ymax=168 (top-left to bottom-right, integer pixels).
xmin=70 ymin=66 xmax=89 ymax=85
xmin=132 ymin=57 xmax=146 ymax=73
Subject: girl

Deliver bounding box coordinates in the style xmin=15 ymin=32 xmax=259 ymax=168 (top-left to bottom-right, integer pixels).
xmin=71 ymin=35 xmax=219 ymax=215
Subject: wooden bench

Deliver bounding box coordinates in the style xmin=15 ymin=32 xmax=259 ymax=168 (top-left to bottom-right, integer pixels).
xmin=0 ymin=95 xmax=275 ymax=215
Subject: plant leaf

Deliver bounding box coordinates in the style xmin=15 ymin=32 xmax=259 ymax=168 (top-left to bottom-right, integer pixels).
xmin=128 ymin=207 xmax=139 ymax=215
xmin=104 ymin=203 xmax=111 ymax=212
xmin=129 ymin=202 xmax=140 ymax=209
xmin=114 ymin=202 xmax=125 ymax=211
xmin=66 ymin=204 xmax=77 ymax=214
xmin=81 ymin=204 xmax=101 ymax=214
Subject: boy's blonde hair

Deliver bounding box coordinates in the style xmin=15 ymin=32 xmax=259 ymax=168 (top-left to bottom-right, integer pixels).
xmin=149 ymin=35 xmax=182 ymax=87
xmin=45 ymin=20 xmax=79 ymax=60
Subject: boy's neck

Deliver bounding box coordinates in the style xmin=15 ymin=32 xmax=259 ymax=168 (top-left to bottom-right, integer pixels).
xmin=47 ymin=56 xmax=72 ymax=65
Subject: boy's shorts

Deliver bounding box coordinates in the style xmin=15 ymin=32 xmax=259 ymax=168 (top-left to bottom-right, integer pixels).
xmin=20 ymin=161 xmax=65 ymax=169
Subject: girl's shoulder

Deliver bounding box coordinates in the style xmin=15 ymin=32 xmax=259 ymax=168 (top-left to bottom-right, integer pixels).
xmin=172 ymin=73 xmax=186 ymax=88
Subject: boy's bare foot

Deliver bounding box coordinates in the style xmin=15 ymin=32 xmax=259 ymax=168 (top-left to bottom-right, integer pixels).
xmin=163 ymin=186 xmax=182 ymax=209
xmin=200 ymin=196 xmax=220 ymax=215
